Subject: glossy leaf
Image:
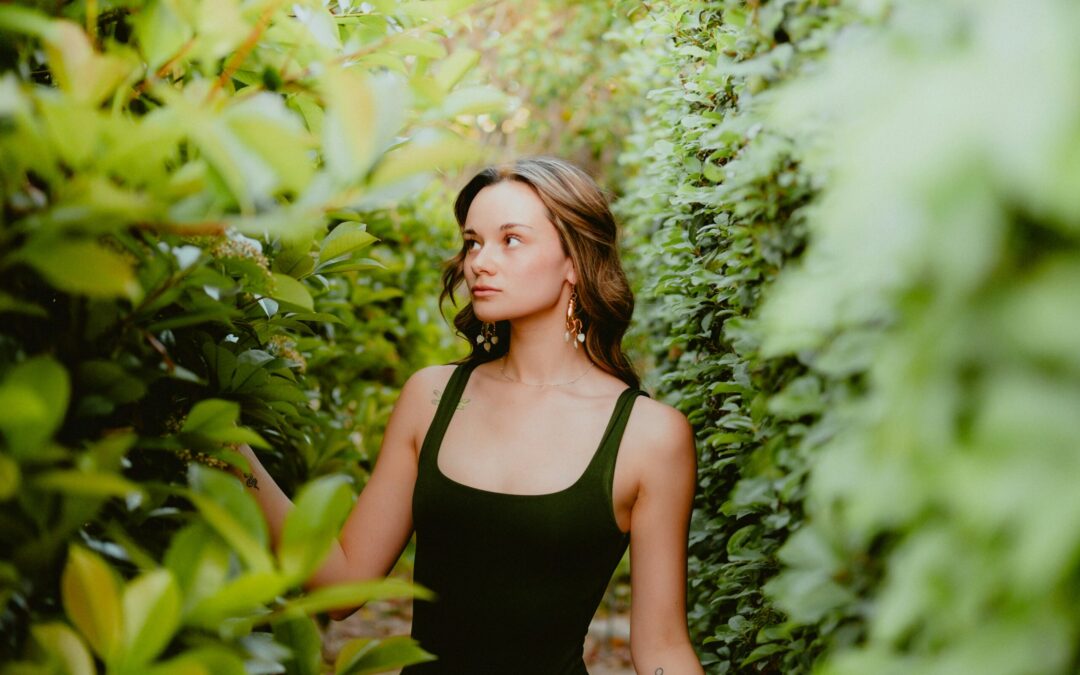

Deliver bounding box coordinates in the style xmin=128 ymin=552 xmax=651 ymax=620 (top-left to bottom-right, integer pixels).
xmin=272 ymin=610 xmax=322 ymax=675
xmin=278 ymin=474 xmax=354 ymax=581
xmin=21 ymin=239 xmax=141 ymax=300
xmin=120 ymin=569 xmax=182 ymax=668
xmin=30 ymin=622 xmax=94 ymax=675
xmin=335 ymin=635 xmax=437 ymax=675
xmin=186 ymin=465 xmax=273 ymax=573
xmin=0 ymin=356 xmax=69 ymax=457
xmin=61 ymin=545 xmax=123 ymax=661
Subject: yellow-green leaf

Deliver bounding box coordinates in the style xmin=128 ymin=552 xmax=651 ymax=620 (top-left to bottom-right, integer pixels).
xmin=319 ymin=223 xmax=378 ymax=264
xmin=0 ymin=454 xmax=19 ymax=500
xmin=186 ymin=571 xmax=290 ymax=627
xmin=0 ymin=356 xmax=69 ymax=458
xmin=31 ymin=622 xmax=94 ymax=675
xmin=369 ymin=129 xmax=485 ymax=187
xmin=22 ymin=239 xmax=141 ymax=301
xmin=270 ymin=273 xmax=314 ymax=311
xmin=269 ymin=578 xmax=432 ymax=620
xmin=322 ymin=67 xmax=377 ymax=183
xmin=433 ymin=85 xmax=509 ymax=119
xmin=120 ymin=569 xmax=181 ymax=668
xmin=434 ymin=48 xmax=480 ymax=92
xmin=278 ymin=475 xmax=354 ymax=581
xmin=61 ymin=545 xmax=123 ymax=661
xmin=335 ymin=635 xmax=437 ymax=675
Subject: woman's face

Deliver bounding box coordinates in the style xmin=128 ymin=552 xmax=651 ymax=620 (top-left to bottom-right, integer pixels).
xmin=462 ymin=180 xmax=576 ymax=323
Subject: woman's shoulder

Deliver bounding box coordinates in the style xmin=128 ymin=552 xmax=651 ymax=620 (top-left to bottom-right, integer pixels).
xmin=398 ymin=364 xmax=459 ymax=407
xmin=624 ymin=394 xmax=696 ymax=461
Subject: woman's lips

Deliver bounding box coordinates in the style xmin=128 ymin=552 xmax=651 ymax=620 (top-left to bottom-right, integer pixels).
xmin=472 ymin=287 xmax=500 ymax=297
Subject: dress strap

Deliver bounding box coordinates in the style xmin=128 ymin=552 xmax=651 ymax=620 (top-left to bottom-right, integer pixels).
xmin=592 ymin=387 xmax=649 ymax=514
xmin=419 ymin=360 xmax=478 ymax=469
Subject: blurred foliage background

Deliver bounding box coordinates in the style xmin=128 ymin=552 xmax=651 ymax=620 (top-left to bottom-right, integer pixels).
xmin=4 ymin=0 xmax=1080 ymax=674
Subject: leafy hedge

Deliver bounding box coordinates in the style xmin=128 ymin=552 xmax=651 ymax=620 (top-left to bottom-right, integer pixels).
xmin=614 ymin=2 xmax=866 ymax=671
xmin=0 ymin=1 xmax=497 ymax=672
xmin=760 ymin=1 xmax=1080 ymax=673
xmin=613 ymin=0 xmax=1080 ymax=673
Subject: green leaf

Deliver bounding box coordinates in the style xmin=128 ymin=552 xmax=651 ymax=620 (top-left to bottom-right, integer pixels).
xmin=385 ymin=35 xmax=447 ymax=59
xmin=30 ymin=622 xmax=94 ymax=675
xmin=185 ymin=465 xmax=273 ymax=573
xmin=132 ymin=0 xmax=194 ymax=71
xmin=272 ymin=611 xmax=322 ymax=675
xmin=164 ymin=523 xmax=230 ymax=612
xmin=322 ymin=67 xmax=378 ymax=183
xmin=186 ymin=570 xmax=290 ymax=627
xmin=0 ymin=356 xmax=70 ymax=458
xmin=273 ymin=247 xmax=316 ymax=278
xmin=0 ymin=8 xmax=134 ymax=106
xmin=335 ymin=636 xmax=437 ymax=675
xmin=0 ymin=289 xmax=47 ymax=317
xmin=369 ymin=129 xmax=485 ymax=187
xmin=314 ymin=257 xmax=387 ymax=275
xmin=433 ymin=48 xmax=480 ymax=92
xmin=145 ymin=647 xmax=247 ymax=675
xmin=432 ymin=85 xmax=509 ymax=118
xmin=319 ymin=223 xmax=379 ymax=264
xmin=0 ymin=454 xmax=19 ymax=500
xmin=120 ymin=569 xmax=181 ymax=668
xmin=270 ymin=273 xmax=315 ymax=312
xmin=182 ymin=399 xmax=269 ymax=449
xmin=183 ymin=399 xmax=240 ymax=435
xmin=61 ymin=545 xmax=123 ymax=661
xmin=21 ymin=239 xmax=141 ymax=301
xmin=278 ymin=474 xmax=354 ymax=581
xmin=270 ymin=578 xmax=433 ymax=619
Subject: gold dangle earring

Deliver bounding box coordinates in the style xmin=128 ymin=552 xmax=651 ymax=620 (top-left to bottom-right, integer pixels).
xmin=476 ymin=321 xmax=498 ymax=352
xmin=564 ymin=286 xmax=585 ymax=349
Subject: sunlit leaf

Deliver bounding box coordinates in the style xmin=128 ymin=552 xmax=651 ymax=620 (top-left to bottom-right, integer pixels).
xmin=278 ymin=474 xmax=354 ymax=581
xmin=30 ymin=622 xmax=94 ymax=675
xmin=120 ymin=569 xmax=182 ymax=668
xmin=61 ymin=545 xmax=123 ymax=661
xmin=335 ymin=636 xmax=437 ymax=675
xmin=21 ymin=239 xmax=141 ymax=301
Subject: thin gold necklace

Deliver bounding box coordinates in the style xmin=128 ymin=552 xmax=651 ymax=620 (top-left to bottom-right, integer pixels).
xmin=498 ymin=355 xmax=594 ymax=387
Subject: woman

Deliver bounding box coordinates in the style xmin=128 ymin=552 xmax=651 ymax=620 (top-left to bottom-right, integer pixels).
xmin=238 ymin=157 xmax=702 ymax=674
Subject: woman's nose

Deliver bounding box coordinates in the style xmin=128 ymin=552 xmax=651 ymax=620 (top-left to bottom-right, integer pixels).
xmin=470 ymin=243 xmax=494 ymax=276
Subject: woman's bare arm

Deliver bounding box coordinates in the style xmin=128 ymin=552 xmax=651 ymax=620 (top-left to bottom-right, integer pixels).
xmin=627 ymin=401 xmax=704 ymax=675
xmin=234 ymin=366 xmax=447 ymax=596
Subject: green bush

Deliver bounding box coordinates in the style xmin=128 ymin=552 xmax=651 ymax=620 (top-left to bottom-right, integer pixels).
xmin=760 ymin=1 xmax=1080 ymax=672
xmin=612 ymin=0 xmax=1080 ymax=673
xmin=614 ymin=2 xmax=867 ymax=670
xmin=0 ymin=1 xmax=500 ymax=672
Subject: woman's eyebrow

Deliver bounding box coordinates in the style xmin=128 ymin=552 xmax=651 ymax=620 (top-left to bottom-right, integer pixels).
xmin=463 ymin=222 xmax=535 ymax=235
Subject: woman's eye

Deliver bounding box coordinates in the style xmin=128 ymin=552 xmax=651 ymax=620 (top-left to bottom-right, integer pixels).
xmin=464 ymin=240 xmax=479 ymax=252
xmin=505 ymin=234 xmax=521 ymax=247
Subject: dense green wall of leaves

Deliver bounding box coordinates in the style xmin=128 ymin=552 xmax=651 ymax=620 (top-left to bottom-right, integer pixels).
xmin=614 ymin=3 xmax=865 ymax=670
xmin=0 ymin=1 xmax=491 ymax=672
xmin=611 ymin=0 xmax=1080 ymax=673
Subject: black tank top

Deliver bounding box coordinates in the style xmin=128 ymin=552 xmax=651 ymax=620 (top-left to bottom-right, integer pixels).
xmin=404 ymin=360 xmax=647 ymax=674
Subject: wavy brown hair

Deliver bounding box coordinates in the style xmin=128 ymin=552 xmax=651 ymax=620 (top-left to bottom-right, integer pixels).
xmin=439 ymin=156 xmax=639 ymax=388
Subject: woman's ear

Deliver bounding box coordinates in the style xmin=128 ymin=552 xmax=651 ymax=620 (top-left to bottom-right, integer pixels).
xmin=565 ymin=260 xmax=578 ymax=286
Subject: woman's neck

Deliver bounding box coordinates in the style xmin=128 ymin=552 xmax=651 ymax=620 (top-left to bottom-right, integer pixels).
xmin=499 ymin=308 xmax=592 ymax=386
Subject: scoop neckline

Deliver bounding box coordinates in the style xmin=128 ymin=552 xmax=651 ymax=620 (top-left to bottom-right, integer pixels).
xmin=433 ymin=362 xmax=637 ymax=500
